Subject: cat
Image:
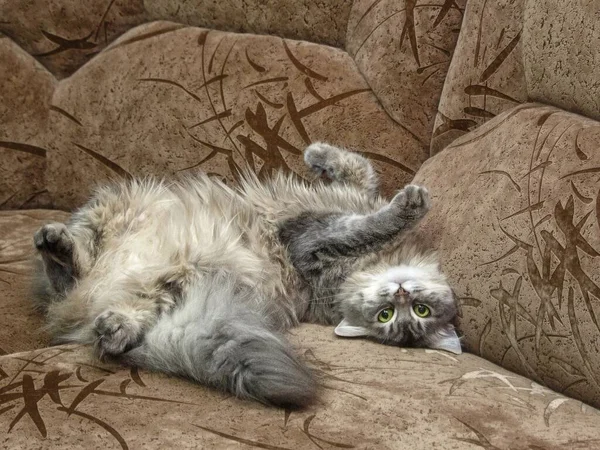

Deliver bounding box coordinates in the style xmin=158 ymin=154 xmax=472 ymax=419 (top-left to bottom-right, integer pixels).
xmin=32 ymin=142 xmax=460 ymax=409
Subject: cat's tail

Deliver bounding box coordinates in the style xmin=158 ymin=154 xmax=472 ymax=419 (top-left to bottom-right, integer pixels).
xmin=120 ymin=270 xmax=317 ymax=409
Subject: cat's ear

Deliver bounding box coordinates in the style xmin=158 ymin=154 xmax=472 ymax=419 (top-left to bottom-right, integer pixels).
xmin=334 ymin=319 xmax=370 ymax=338
xmin=427 ymin=325 xmax=462 ymax=354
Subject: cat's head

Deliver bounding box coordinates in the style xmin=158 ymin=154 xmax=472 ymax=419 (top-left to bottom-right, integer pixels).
xmin=335 ymin=264 xmax=461 ymax=354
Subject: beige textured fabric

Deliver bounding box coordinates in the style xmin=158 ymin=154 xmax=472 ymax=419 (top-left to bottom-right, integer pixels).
xmin=2 ymin=331 xmax=600 ymax=449
xmin=0 ymin=0 xmax=148 ymax=78
xmin=431 ymin=0 xmax=527 ymax=154
xmin=523 ymin=0 xmax=600 ymax=121
xmin=347 ymin=0 xmax=465 ymax=146
xmin=413 ymin=104 xmax=600 ymax=408
xmin=3 ymin=0 xmax=600 ymax=446
xmin=0 ymin=210 xmax=70 ymax=354
xmin=0 ymin=0 xmax=351 ymax=79
xmin=0 ymin=38 xmax=54 ymax=210
xmin=2 ymin=208 xmax=599 ymax=449
xmin=145 ymin=0 xmax=353 ymax=48
xmin=433 ymin=0 xmax=600 ymax=155
xmin=47 ymin=22 xmax=426 ymax=210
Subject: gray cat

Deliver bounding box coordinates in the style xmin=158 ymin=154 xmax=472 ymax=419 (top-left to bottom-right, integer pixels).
xmin=33 ymin=143 xmax=460 ymax=409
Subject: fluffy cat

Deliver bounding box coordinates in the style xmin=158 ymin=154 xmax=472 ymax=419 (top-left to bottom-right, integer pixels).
xmin=32 ymin=143 xmax=460 ymax=409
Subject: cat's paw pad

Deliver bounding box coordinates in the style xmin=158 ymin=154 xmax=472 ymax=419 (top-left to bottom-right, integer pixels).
xmin=94 ymin=311 xmax=141 ymax=358
xmin=304 ymin=142 xmax=343 ymax=179
xmin=391 ymin=185 xmax=430 ymax=217
xmin=34 ymin=223 xmax=74 ymax=256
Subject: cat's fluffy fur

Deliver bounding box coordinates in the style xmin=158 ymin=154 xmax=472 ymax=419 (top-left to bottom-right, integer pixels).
xmin=33 ymin=143 xmax=460 ymax=409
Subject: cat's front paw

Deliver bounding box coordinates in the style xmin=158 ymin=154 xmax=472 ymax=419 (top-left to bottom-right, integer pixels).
xmin=94 ymin=310 xmax=142 ymax=359
xmin=391 ymin=185 xmax=430 ymax=219
xmin=304 ymin=142 xmax=344 ymax=179
xmin=34 ymin=223 xmax=74 ymax=259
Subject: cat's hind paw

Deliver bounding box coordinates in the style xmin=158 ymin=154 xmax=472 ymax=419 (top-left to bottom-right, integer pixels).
xmin=34 ymin=223 xmax=74 ymax=259
xmin=391 ymin=185 xmax=430 ymax=219
xmin=94 ymin=310 xmax=142 ymax=359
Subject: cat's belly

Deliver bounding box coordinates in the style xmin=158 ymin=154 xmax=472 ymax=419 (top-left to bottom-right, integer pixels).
xmin=79 ymin=180 xmax=305 ymax=328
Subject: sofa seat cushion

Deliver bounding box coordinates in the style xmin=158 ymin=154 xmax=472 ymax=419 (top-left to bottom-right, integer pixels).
xmin=2 ymin=203 xmax=600 ymax=448
xmin=414 ymin=103 xmax=600 ymax=408
xmin=0 ymin=210 xmax=70 ymax=355
xmin=1 ymin=327 xmax=600 ymax=449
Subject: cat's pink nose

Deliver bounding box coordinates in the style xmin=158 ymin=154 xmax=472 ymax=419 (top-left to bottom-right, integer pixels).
xmin=395 ymin=287 xmax=408 ymax=297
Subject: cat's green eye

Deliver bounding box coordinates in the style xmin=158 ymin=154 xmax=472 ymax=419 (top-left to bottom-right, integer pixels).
xmin=377 ymin=307 xmax=394 ymax=323
xmin=413 ymin=304 xmax=431 ymax=318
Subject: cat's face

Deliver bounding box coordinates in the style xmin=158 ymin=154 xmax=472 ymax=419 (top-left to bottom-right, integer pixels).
xmin=335 ymin=265 xmax=461 ymax=354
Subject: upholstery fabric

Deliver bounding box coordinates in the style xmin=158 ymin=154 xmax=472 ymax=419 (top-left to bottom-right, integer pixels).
xmin=2 ymin=331 xmax=600 ymax=449
xmin=431 ymin=0 xmax=527 ymax=154
xmin=0 ymin=210 xmax=70 ymax=355
xmin=347 ymin=0 xmax=466 ymax=146
xmin=47 ymin=22 xmax=426 ymax=210
xmin=414 ymin=104 xmax=600 ymax=408
xmin=432 ymin=0 xmax=600 ymax=154
xmin=2 ymin=0 xmax=600 ymax=447
xmin=523 ymin=0 xmax=600 ymax=121
xmin=0 ymin=0 xmax=352 ymax=79
xmin=0 ymin=1 xmax=466 ymax=211
xmin=0 ymin=39 xmax=54 ymax=210
xmin=144 ymin=0 xmax=354 ymax=48
xmin=0 ymin=0 xmax=148 ymax=78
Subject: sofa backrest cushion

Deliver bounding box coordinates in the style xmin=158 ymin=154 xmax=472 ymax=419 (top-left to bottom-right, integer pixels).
xmin=432 ymin=0 xmax=600 ymax=154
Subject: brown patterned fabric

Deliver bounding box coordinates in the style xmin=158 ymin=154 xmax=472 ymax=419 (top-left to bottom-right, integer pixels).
xmin=0 ymin=0 xmax=148 ymax=78
xmin=414 ymin=104 xmax=600 ymax=408
xmin=2 ymin=333 xmax=600 ymax=449
xmin=347 ymin=0 xmax=466 ymax=146
xmin=431 ymin=0 xmax=528 ymax=155
xmin=47 ymin=21 xmax=426 ymax=210
xmin=3 ymin=0 xmax=600 ymax=446
xmin=523 ymin=0 xmax=600 ymax=121
xmin=0 ymin=210 xmax=70 ymax=354
xmin=0 ymin=38 xmax=54 ymax=210
xmin=3 ymin=207 xmax=600 ymax=448
xmin=145 ymin=0 xmax=353 ymax=48
xmin=0 ymin=0 xmax=351 ymax=79
xmin=432 ymin=0 xmax=600 ymax=155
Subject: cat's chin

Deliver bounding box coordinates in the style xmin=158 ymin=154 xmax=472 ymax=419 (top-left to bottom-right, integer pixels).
xmin=382 ymin=265 xmax=438 ymax=284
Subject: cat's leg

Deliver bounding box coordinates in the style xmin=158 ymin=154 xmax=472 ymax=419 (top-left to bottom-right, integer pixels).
xmin=120 ymin=271 xmax=316 ymax=408
xmin=45 ymin=279 xmax=173 ymax=358
xmin=48 ymin=292 xmax=166 ymax=358
xmin=91 ymin=270 xmax=182 ymax=358
xmin=280 ymin=185 xmax=429 ymax=272
xmin=90 ymin=280 xmax=179 ymax=358
xmin=304 ymin=142 xmax=379 ymax=196
xmin=93 ymin=302 xmax=158 ymax=358
xmin=34 ymin=223 xmax=90 ymax=294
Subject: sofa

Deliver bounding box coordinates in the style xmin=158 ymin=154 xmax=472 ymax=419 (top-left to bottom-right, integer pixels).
xmin=1 ymin=0 xmax=600 ymax=448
